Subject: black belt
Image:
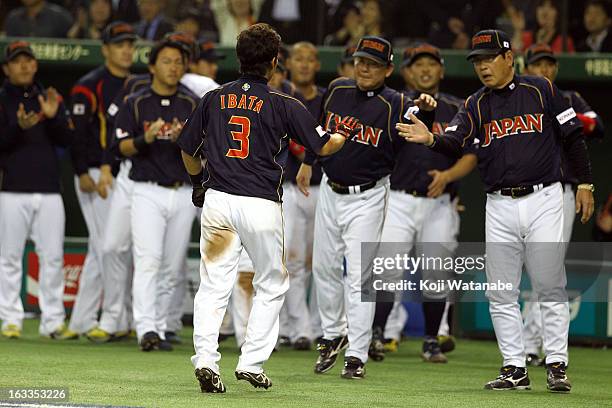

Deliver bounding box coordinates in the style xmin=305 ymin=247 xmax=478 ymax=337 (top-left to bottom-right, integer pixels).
xmin=498 ymin=182 xmax=553 ymax=198
xmin=156 ymin=181 xmax=185 ymax=189
xmin=394 ymin=188 xmax=428 ymax=197
xmin=326 ymin=179 xmax=377 ymax=195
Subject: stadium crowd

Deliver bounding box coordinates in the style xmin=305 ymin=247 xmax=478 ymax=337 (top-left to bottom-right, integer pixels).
xmin=0 ymin=0 xmax=611 ymax=52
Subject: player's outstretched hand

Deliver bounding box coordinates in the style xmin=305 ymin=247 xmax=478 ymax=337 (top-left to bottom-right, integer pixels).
xmin=333 ymin=115 xmax=362 ymax=139
xmin=413 ymin=93 xmax=437 ymax=111
xmin=192 ymin=185 xmax=206 ymax=208
xmin=38 ymin=87 xmax=61 ymax=119
xmin=97 ymin=164 xmax=114 ymax=199
xmin=576 ymin=188 xmax=595 ymax=224
xmin=396 ymin=114 xmax=434 ymax=145
xmin=296 ymin=163 xmax=312 ymax=196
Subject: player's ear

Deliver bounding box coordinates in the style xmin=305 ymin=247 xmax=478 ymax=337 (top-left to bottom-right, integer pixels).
xmin=101 ymin=44 xmax=109 ymax=59
xmin=2 ymin=64 xmax=8 ymax=77
xmin=440 ymin=65 xmax=445 ymax=80
xmin=385 ymin=63 xmax=394 ymax=78
xmin=271 ymin=56 xmax=278 ymax=73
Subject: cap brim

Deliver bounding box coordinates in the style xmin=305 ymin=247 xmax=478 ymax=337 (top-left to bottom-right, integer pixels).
xmin=6 ymin=49 xmax=35 ymax=62
xmin=352 ymin=51 xmax=387 ymax=65
xmin=466 ymin=48 xmax=502 ymax=61
xmin=106 ymin=33 xmax=138 ymax=44
xmin=526 ymin=53 xmax=557 ymax=65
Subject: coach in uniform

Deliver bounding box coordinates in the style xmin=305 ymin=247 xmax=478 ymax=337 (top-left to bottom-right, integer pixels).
xmin=297 ymin=36 xmax=436 ymax=379
xmin=0 ymin=41 xmax=73 ymax=339
xmin=398 ymin=29 xmax=594 ymax=393
xmin=112 ymin=37 xmax=199 ymax=352
xmin=177 ymin=23 xmax=348 ymax=393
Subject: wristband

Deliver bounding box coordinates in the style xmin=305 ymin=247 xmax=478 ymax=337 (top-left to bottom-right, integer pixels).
xmin=133 ymin=136 xmax=149 ymax=152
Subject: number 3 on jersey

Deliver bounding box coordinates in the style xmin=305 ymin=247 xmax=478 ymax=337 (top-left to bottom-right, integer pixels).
xmin=226 ymin=115 xmax=251 ymax=159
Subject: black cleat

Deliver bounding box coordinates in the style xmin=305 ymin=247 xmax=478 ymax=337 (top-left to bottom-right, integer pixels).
xmin=278 ymin=335 xmax=292 ymax=347
xmin=526 ymin=353 xmax=544 ymax=367
xmin=195 ymin=368 xmax=226 ymax=393
xmin=484 ymin=366 xmax=531 ymax=390
xmin=165 ymin=331 xmax=182 ymax=344
xmin=546 ymin=362 xmax=571 ymax=393
xmin=438 ymin=335 xmax=456 ymax=353
xmin=158 ymin=339 xmax=173 ymax=351
xmin=139 ymin=331 xmax=160 ymax=352
xmin=341 ymin=356 xmax=365 ymax=379
xmin=293 ymin=336 xmax=311 ymax=351
xmin=235 ymin=370 xmax=272 ymax=389
xmin=314 ymin=335 xmax=349 ymax=374
xmin=421 ymin=337 xmax=448 ymax=363
xmin=368 ymin=327 xmax=385 ymax=362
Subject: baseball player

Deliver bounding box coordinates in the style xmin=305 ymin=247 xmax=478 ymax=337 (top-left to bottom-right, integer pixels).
xmin=337 ymin=45 xmax=356 ymax=79
xmin=64 ymin=22 xmax=139 ymax=342
xmin=521 ymin=43 xmax=604 ymax=366
xmin=177 ymin=23 xmax=347 ymax=393
xmin=0 ymin=41 xmax=73 ymax=339
xmin=397 ymin=30 xmax=595 ymax=392
xmin=372 ymin=43 xmax=476 ymax=363
xmin=181 ymin=39 xmax=222 ymax=97
xmin=297 ymin=36 xmax=436 ymax=379
xmin=111 ymin=37 xmax=199 ymax=352
xmin=280 ymin=41 xmax=328 ymax=350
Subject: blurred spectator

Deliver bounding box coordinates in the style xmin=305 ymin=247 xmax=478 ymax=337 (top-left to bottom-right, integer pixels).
xmin=259 ymin=0 xmax=326 ymax=44
xmin=324 ymin=4 xmax=362 ymax=46
xmin=577 ymin=0 xmax=612 ymax=52
xmin=4 ymin=0 xmax=73 ymax=37
xmin=67 ymin=0 xmax=113 ymax=39
xmin=337 ymin=44 xmax=355 ymax=78
xmin=360 ymin=0 xmax=385 ymax=38
xmin=210 ymin=0 xmax=264 ymax=46
xmin=511 ymin=0 xmax=575 ymax=52
xmin=175 ymin=7 xmax=202 ymax=40
xmin=116 ymin=0 xmax=140 ymax=23
xmin=135 ymin=0 xmax=174 ymax=41
xmin=418 ymin=1 xmax=500 ymax=50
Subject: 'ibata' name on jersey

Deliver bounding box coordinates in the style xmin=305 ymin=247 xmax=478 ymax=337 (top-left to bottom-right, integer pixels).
xmin=323 ymin=111 xmax=383 ymax=147
xmin=482 ymin=113 xmax=543 ymax=147
xmin=220 ymin=92 xmax=264 ymax=113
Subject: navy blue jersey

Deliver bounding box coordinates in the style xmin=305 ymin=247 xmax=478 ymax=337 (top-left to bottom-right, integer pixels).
xmin=70 ymin=66 xmax=127 ymax=174
xmin=430 ymin=75 xmax=588 ymax=192
xmin=560 ymin=89 xmax=604 ymax=184
xmin=112 ymin=86 xmax=199 ymax=185
xmin=285 ymin=85 xmax=325 ymax=186
xmin=392 ymin=90 xmax=465 ymax=196
xmin=310 ymin=77 xmax=433 ymax=186
xmin=177 ymin=74 xmax=331 ymax=202
xmin=0 ymin=81 xmax=72 ymax=193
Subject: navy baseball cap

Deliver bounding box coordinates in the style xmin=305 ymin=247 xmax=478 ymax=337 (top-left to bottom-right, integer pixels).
xmin=4 ymin=40 xmax=35 ymax=63
xmin=340 ymin=45 xmax=357 ymax=64
xmin=196 ymin=40 xmax=225 ymax=62
xmin=402 ymin=43 xmax=443 ymax=67
xmin=353 ymin=36 xmax=393 ymax=65
xmin=161 ymin=31 xmax=197 ymax=60
xmin=467 ymin=29 xmax=512 ymax=61
xmin=525 ymin=43 xmax=557 ymax=65
xmin=102 ymin=22 xmax=138 ymax=44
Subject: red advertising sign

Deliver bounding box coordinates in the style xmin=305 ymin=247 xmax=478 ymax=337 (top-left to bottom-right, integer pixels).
xmin=26 ymin=251 xmax=86 ymax=308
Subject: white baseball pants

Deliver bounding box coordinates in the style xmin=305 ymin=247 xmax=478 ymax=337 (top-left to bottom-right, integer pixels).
xmin=191 ymin=189 xmax=289 ymax=375
xmin=0 ymin=192 xmax=66 ymax=335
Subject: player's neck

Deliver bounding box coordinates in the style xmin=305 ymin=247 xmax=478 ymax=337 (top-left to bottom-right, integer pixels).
xmin=416 ymin=85 xmax=439 ymax=96
xmin=294 ymin=83 xmax=317 ymax=100
xmin=151 ymin=79 xmax=177 ymax=96
xmin=492 ymin=71 xmax=516 ymax=90
xmin=105 ymin=62 xmax=130 ymax=79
